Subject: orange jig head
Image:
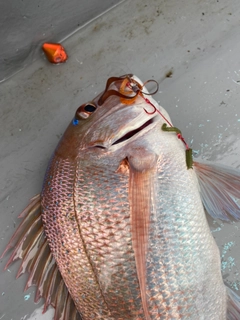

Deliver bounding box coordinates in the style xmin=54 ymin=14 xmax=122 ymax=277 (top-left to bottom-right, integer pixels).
xmin=42 ymin=43 xmax=68 ymax=64
xmin=119 ymin=77 xmax=142 ymax=105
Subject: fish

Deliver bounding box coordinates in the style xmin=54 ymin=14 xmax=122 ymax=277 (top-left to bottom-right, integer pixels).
xmin=1 ymin=74 xmax=240 ymax=319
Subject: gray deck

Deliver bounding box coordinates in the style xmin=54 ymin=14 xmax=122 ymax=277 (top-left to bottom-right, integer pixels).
xmin=1 ymin=0 xmax=240 ymax=319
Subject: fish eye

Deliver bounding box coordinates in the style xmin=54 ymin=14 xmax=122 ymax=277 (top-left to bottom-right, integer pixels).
xmin=75 ymin=102 xmax=97 ymax=120
xmin=84 ymin=104 xmax=96 ymax=112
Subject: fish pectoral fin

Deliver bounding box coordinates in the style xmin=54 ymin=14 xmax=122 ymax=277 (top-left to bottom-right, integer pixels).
xmin=227 ymin=285 xmax=240 ymax=319
xmin=194 ymin=160 xmax=240 ymax=221
xmin=1 ymin=194 xmax=81 ymax=320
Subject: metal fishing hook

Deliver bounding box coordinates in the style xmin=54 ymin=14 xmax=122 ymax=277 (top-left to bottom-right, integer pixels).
xmin=143 ymin=101 xmax=157 ymax=115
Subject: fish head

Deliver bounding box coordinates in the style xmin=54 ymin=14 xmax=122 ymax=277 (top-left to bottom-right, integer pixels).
xmin=57 ymin=74 xmax=174 ymax=170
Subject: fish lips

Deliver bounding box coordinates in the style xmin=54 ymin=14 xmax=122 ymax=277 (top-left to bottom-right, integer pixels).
xmin=93 ymin=115 xmax=158 ymax=151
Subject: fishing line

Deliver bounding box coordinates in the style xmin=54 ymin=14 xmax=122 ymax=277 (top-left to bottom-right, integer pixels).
xmin=125 ymin=78 xmax=193 ymax=169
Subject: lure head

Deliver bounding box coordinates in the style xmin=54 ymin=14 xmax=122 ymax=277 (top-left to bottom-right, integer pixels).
xmin=42 ymin=43 xmax=68 ymax=64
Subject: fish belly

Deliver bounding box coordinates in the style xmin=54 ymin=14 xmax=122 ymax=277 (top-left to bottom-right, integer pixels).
xmin=145 ymin=152 xmax=227 ymax=319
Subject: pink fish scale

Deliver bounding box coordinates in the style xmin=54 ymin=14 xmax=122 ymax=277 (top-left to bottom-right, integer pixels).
xmin=74 ymin=162 xmax=145 ymax=319
xmin=144 ymin=148 xmax=226 ymax=319
xmin=42 ymin=158 xmax=110 ymax=319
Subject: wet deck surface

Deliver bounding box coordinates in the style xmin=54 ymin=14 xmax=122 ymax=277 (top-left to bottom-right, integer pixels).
xmin=1 ymin=0 xmax=240 ymax=318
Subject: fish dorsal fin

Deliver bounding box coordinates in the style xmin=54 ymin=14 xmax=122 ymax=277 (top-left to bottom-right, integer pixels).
xmin=194 ymin=160 xmax=240 ymax=221
xmin=227 ymin=285 xmax=240 ymax=319
xmin=0 ymin=194 xmax=81 ymax=320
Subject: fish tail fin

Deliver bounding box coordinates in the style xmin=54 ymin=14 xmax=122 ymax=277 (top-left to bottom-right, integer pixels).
xmin=194 ymin=160 xmax=240 ymax=220
xmin=1 ymin=194 xmax=81 ymax=320
xmin=227 ymin=286 xmax=240 ymax=319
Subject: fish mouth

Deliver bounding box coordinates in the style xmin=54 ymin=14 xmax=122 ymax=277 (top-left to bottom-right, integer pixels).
xmin=112 ymin=117 xmax=155 ymax=146
xmin=92 ymin=117 xmax=156 ymax=150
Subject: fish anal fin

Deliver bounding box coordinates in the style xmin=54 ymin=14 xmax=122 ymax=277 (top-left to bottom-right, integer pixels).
xmin=16 ymin=227 xmax=45 ymax=278
xmin=34 ymin=251 xmax=54 ymax=303
xmin=1 ymin=195 xmax=81 ymax=319
xmin=24 ymin=239 xmax=49 ymax=290
xmin=63 ymin=292 xmax=72 ymax=319
xmin=0 ymin=194 xmax=41 ymax=260
xmin=54 ymin=279 xmax=65 ymax=320
xmin=43 ymin=265 xmax=59 ymax=313
xmin=4 ymin=214 xmax=42 ymax=270
xmin=194 ymin=160 xmax=240 ymax=221
xmin=18 ymin=194 xmax=41 ymax=218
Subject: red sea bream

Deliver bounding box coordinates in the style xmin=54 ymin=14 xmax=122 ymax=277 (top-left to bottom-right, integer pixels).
xmin=2 ymin=74 xmax=240 ymax=319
